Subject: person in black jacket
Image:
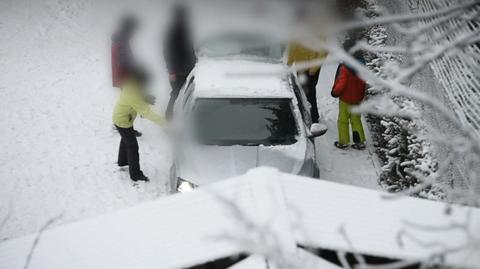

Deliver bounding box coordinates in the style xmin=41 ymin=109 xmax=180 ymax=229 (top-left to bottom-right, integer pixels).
xmin=163 ymin=4 xmax=196 ymax=120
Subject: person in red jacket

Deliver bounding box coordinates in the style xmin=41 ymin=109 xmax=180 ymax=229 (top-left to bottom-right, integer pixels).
xmin=112 ymin=15 xmax=137 ymax=88
xmin=331 ymin=48 xmax=367 ymax=150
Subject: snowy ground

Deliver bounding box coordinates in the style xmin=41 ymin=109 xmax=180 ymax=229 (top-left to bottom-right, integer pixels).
xmin=0 ymin=0 xmax=172 ymax=240
xmin=0 ymin=0 xmax=380 ymax=240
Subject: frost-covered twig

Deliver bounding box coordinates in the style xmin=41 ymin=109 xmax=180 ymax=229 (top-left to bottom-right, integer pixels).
xmin=338 ymin=225 xmax=367 ymax=267
xmin=23 ymin=215 xmax=62 ymax=269
xmin=216 ymin=1 xmax=479 ymax=267
xmin=287 ymin=0 xmax=480 ymax=266
xmin=0 ymin=202 xmax=13 ymax=241
xmin=209 ymin=192 xmax=300 ymax=269
xmin=395 ymin=30 xmax=480 ymax=83
xmin=356 ymin=260 xmax=420 ymax=269
xmin=333 ymin=0 xmax=480 ymax=32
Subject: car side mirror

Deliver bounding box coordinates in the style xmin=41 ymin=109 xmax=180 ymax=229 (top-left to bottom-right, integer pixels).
xmin=309 ymin=123 xmax=328 ymax=138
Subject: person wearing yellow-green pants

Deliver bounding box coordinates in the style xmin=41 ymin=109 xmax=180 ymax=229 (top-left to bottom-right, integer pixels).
xmin=337 ymin=100 xmax=366 ymax=148
xmin=331 ymin=43 xmax=367 ymax=149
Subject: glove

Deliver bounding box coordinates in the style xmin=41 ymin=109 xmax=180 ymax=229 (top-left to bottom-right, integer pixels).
xmin=145 ymin=94 xmax=156 ymax=105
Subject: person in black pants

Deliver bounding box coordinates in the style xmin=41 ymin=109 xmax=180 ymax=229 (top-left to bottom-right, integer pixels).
xmin=287 ymin=43 xmax=327 ymax=124
xmin=116 ymin=127 xmax=142 ymax=178
xmin=163 ymin=4 xmax=196 ymax=120
xmin=113 ymin=68 xmax=165 ymax=182
xmin=303 ymin=72 xmax=320 ymax=124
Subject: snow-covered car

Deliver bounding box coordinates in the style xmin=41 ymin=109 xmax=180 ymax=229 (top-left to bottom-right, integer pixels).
xmin=169 ymin=58 xmax=327 ymax=193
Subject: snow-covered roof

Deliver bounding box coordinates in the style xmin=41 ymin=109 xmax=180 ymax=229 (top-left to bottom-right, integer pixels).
xmin=193 ymin=58 xmax=293 ymax=98
xmin=0 ymin=168 xmax=479 ymax=269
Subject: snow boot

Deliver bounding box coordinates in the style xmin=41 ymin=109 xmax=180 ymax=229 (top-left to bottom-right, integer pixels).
xmin=352 ymin=143 xmax=366 ymax=150
xmin=131 ymin=174 xmax=149 ymax=182
xmin=334 ymin=141 xmax=349 ymax=149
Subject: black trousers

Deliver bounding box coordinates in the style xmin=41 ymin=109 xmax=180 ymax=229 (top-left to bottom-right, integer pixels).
xmin=300 ymin=71 xmax=320 ymax=123
xmin=165 ymin=74 xmax=188 ymax=120
xmin=116 ymin=126 xmax=143 ymax=179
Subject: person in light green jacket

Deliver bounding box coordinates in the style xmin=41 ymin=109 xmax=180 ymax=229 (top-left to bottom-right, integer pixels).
xmin=113 ymin=68 xmax=165 ymax=182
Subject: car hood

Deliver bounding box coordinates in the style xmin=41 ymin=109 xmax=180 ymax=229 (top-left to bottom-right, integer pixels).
xmin=177 ymin=140 xmax=309 ymax=186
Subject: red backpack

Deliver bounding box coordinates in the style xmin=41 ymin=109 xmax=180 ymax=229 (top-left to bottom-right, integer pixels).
xmin=331 ymin=64 xmax=366 ymax=105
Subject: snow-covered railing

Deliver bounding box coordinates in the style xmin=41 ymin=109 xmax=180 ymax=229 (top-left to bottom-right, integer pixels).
xmin=416 ymin=0 xmax=480 ymax=137
xmin=0 ymin=168 xmax=479 ymax=269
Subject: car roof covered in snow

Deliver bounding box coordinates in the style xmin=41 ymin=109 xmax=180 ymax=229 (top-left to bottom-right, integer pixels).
xmin=193 ymin=58 xmax=294 ymax=99
xmin=1 ymin=168 xmax=479 ymax=269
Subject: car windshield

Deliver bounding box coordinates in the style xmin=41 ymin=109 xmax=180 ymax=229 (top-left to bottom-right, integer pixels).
xmin=198 ymin=34 xmax=285 ymax=61
xmin=193 ymin=98 xmax=298 ymax=146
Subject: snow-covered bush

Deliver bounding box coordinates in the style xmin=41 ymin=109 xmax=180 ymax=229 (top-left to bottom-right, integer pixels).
xmin=362 ymin=2 xmax=442 ymax=200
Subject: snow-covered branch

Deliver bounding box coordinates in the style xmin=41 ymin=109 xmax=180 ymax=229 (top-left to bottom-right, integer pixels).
xmin=23 ymin=215 xmax=62 ymax=269
xmin=279 ymin=0 xmax=480 ymax=267
xmin=333 ymin=0 xmax=480 ymax=32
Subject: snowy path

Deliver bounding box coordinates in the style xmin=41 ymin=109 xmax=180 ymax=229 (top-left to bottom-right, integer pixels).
xmin=315 ymin=57 xmax=380 ymax=189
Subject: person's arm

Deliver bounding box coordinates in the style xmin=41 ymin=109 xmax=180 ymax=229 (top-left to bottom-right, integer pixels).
xmin=331 ymin=65 xmax=348 ymax=98
xmin=309 ymin=50 xmax=328 ymax=74
xmin=129 ymin=91 xmax=165 ymax=125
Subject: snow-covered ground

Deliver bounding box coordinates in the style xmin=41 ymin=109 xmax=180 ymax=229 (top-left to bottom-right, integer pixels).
xmin=0 ymin=0 xmax=380 ymax=240
xmin=0 ymin=0 xmax=172 ymax=240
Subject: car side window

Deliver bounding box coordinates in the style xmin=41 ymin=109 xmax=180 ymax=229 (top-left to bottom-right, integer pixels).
xmin=290 ymin=75 xmax=312 ymax=126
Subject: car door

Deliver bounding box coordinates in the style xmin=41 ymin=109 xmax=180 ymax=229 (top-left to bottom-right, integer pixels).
xmin=171 ymin=76 xmax=195 ymax=193
xmin=290 ymin=74 xmax=318 ymax=176
xmin=291 ymin=73 xmax=316 ymax=138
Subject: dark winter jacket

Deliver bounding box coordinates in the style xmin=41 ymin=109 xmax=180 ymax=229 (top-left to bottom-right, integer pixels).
xmin=332 ymin=62 xmax=366 ymax=105
xmin=163 ymin=17 xmax=196 ymax=77
xmin=112 ymin=32 xmax=134 ymax=88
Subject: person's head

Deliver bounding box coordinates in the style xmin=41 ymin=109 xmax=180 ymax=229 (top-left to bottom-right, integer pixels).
xmin=172 ymin=3 xmax=189 ymax=25
xmin=118 ymin=14 xmax=138 ymax=38
xmin=342 ymin=39 xmax=364 ymax=74
xmin=343 ymin=39 xmax=363 ymax=60
xmin=129 ymin=66 xmax=150 ymax=87
xmin=343 ymin=38 xmax=356 ymax=53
